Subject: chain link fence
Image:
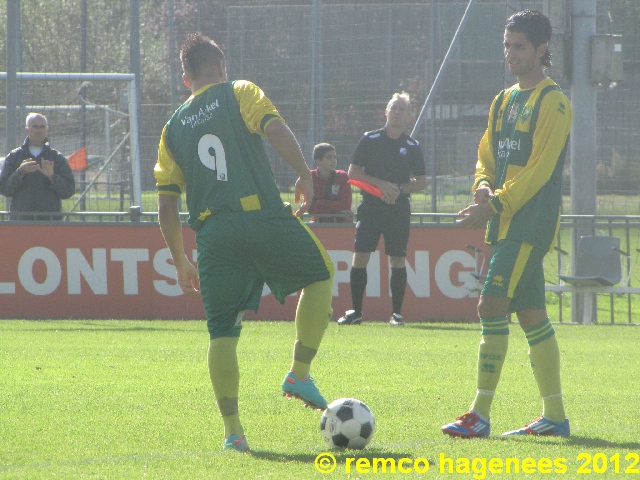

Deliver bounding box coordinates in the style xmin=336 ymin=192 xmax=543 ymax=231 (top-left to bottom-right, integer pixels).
xmin=1 ymin=0 xmax=639 ymax=215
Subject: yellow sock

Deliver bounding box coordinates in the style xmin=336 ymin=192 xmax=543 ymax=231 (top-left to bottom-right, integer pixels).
xmin=221 ymin=413 xmax=243 ymax=439
xmin=208 ymin=337 xmax=244 ymax=437
xmin=291 ymin=277 xmax=333 ymax=378
xmin=470 ymin=316 xmax=509 ymax=420
xmin=525 ymin=319 xmax=565 ymax=422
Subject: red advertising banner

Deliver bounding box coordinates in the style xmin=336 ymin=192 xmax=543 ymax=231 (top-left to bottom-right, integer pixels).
xmin=0 ymin=223 xmax=488 ymax=322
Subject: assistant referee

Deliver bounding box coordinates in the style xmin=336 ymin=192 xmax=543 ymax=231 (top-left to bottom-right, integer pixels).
xmin=338 ymin=92 xmax=427 ymax=326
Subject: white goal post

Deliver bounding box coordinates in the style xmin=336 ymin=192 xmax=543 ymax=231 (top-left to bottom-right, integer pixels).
xmin=1 ymin=72 xmax=142 ymax=207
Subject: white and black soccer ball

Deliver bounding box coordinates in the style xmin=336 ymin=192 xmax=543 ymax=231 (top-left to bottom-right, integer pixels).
xmin=320 ymin=398 xmax=375 ymax=449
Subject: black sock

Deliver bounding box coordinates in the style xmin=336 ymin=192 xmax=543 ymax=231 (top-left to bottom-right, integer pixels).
xmin=390 ymin=267 xmax=407 ymax=314
xmin=350 ymin=267 xmax=367 ymax=314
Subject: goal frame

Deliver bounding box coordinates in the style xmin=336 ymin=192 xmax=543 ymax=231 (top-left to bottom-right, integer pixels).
xmin=1 ymin=72 xmax=142 ymax=208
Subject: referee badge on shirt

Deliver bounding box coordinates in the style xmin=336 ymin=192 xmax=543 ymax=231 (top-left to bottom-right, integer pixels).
xmin=399 ymin=147 xmax=408 ymax=156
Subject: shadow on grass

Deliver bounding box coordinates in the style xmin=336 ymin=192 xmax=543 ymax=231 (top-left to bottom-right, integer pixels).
xmin=567 ymin=436 xmax=640 ymax=450
xmin=249 ymin=449 xmax=423 ymax=464
xmin=4 ymin=320 xmax=204 ymax=333
xmin=407 ymin=323 xmax=477 ymax=332
xmin=492 ymin=435 xmax=640 ymax=450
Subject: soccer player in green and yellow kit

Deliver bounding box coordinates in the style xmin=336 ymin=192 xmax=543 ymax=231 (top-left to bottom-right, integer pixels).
xmin=155 ymin=33 xmax=334 ymax=452
xmin=442 ymin=10 xmax=572 ymax=438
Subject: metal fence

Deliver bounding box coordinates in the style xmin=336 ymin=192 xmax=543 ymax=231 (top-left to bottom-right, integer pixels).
xmin=1 ymin=0 xmax=640 ymax=216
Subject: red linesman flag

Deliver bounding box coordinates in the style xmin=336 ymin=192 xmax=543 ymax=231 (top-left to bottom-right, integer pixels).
xmin=68 ymin=146 xmax=88 ymax=171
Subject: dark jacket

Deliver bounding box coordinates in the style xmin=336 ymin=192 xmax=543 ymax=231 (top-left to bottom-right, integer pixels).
xmin=0 ymin=137 xmax=75 ymax=219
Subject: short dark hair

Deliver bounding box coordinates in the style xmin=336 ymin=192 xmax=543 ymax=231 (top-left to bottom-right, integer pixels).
xmin=505 ymin=10 xmax=552 ymax=67
xmin=180 ymin=33 xmax=225 ymax=80
xmin=313 ymin=143 xmax=336 ymax=162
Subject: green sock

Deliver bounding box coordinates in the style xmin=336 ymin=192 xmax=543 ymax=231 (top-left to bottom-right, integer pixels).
xmin=208 ymin=337 xmax=243 ymax=438
xmin=291 ymin=277 xmax=333 ymax=378
xmin=470 ymin=316 xmax=509 ymax=420
xmin=525 ymin=318 xmax=566 ymax=422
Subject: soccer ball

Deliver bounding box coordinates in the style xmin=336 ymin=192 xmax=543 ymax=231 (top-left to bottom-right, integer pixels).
xmin=320 ymin=398 xmax=375 ymax=449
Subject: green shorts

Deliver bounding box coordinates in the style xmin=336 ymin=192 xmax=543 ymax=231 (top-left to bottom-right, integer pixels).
xmin=195 ymin=205 xmax=334 ymax=339
xmin=481 ymin=239 xmax=547 ymax=313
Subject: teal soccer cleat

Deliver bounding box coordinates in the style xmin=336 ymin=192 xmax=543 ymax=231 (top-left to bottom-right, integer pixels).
xmin=223 ymin=434 xmax=250 ymax=452
xmin=502 ymin=417 xmax=570 ymax=437
xmin=282 ymin=371 xmax=328 ymax=410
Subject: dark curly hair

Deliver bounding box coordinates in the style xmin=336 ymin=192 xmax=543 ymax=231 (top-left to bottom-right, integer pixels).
xmin=506 ymin=10 xmax=553 ymax=67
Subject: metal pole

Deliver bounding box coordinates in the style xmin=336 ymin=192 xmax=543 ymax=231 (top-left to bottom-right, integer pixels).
xmin=570 ymin=0 xmax=598 ymax=324
xmin=387 ymin=7 xmax=393 ymax=94
xmin=428 ymin=0 xmax=437 ymax=213
xmin=6 ymin=0 xmax=21 ymax=153
xmin=105 ymin=109 xmax=112 ymax=200
xmin=411 ymin=0 xmax=477 ymax=138
xmin=129 ymin=0 xmax=142 ymax=209
xmin=130 ymin=0 xmax=141 ymax=105
xmin=308 ymin=0 xmax=319 ymax=156
xmin=317 ymin=0 xmax=324 ymax=143
xmin=168 ymin=0 xmax=178 ymax=110
xmin=80 ymin=0 xmax=87 ymax=211
xmin=128 ymin=78 xmax=142 ymax=208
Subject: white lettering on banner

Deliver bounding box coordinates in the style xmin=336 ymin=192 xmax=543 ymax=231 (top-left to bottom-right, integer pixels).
xmin=0 ymin=281 xmax=16 ymax=294
xmin=153 ymin=248 xmax=182 ymax=297
xmin=152 ymin=248 xmax=199 ymax=296
xmin=329 ymin=250 xmax=353 ymax=296
xmin=18 ymin=247 xmax=62 ymax=295
xmin=110 ymin=249 xmax=150 ymax=295
xmin=405 ymin=251 xmax=430 ymax=297
xmin=67 ymin=248 xmax=108 ymax=294
xmin=2 ymin=247 xmax=477 ymax=299
xmin=435 ymin=250 xmax=477 ymax=299
xmin=366 ymin=251 xmax=381 ymax=297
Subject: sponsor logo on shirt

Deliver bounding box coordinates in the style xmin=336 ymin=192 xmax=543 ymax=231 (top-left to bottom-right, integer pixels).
xmin=497 ymin=137 xmax=521 ymax=158
xmin=520 ymin=105 xmax=533 ymax=123
xmin=507 ymin=103 xmax=519 ymax=123
xmin=399 ymin=147 xmax=408 ymax=156
xmin=181 ymin=99 xmax=221 ymax=128
xmin=558 ymin=102 xmax=566 ymax=115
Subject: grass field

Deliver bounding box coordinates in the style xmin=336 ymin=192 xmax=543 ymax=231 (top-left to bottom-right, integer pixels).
xmin=2 ymin=320 xmax=639 ymax=479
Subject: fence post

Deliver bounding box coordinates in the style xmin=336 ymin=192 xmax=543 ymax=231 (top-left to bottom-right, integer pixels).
xmin=129 ymin=205 xmax=141 ymax=222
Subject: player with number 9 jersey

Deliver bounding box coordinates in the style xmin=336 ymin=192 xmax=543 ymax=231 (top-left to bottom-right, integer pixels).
xmin=156 ymin=80 xmax=287 ymax=231
xmin=154 ymin=33 xmax=334 ymax=452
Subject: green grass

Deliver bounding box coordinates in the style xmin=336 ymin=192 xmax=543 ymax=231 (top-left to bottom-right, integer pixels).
xmin=2 ymin=320 xmax=640 ymax=479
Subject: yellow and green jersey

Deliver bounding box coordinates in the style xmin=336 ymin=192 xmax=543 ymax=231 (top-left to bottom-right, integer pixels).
xmin=155 ymin=80 xmax=285 ymax=231
xmin=474 ymin=77 xmax=572 ymax=251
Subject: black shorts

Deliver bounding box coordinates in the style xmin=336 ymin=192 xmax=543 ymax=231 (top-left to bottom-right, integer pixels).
xmin=354 ymin=200 xmax=411 ymax=257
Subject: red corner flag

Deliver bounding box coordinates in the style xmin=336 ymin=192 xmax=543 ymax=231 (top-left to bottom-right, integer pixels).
xmin=68 ymin=147 xmax=88 ymax=171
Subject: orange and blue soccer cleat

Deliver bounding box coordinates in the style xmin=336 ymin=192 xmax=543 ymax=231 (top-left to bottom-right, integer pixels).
xmin=223 ymin=434 xmax=250 ymax=452
xmin=282 ymin=371 xmax=328 ymax=410
xmin=502 ymin=416 xmax=570 ymax=437
xmin=441 ymin=411 xmax=491 ymax=438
